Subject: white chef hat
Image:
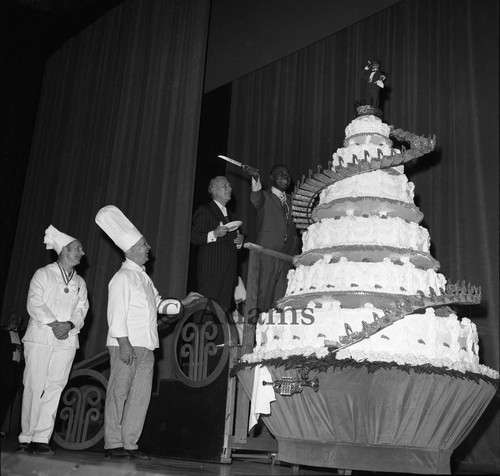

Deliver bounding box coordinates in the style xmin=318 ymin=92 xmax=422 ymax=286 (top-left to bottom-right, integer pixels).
xmin=95 ymin=205 xmax=143 ymax=252
xmin=44 ymin=225 xmax=77 ymax=255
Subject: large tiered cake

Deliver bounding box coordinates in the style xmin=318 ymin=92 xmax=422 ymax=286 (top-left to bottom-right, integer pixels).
xmin=242 ymin=109 xmax=498 ymax=380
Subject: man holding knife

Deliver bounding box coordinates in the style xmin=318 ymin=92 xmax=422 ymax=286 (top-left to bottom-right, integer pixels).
xmin=242 ymin=162 xmax=301 ymax=312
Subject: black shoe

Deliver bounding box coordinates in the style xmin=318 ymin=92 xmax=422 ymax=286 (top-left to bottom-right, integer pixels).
xmin=29 ymin=442 xmax=55 ymax=455
xmin=104 ymin=447 xmax=128 ymax=458
xmin=126 ymin=449 xmax=152 ymax=460
xmin=16 ymin=442 xmax=31 ymax=453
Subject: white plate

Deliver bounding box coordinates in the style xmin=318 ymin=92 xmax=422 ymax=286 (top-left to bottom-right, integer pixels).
xmin=225 ymin=220 xmax=242 ymax=232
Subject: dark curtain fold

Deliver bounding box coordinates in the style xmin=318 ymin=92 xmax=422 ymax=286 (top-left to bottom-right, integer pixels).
xmin=227 ymin=0 xmax=498 ymax=470
xmin=1 ymin=0 xmax=210 ymax=380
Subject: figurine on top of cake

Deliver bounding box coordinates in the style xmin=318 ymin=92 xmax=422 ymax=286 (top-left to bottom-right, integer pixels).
xmin=359 ymin=58 xmax=387 ymax=110
xmin=241 ymin=60 xmax=498 ymax=380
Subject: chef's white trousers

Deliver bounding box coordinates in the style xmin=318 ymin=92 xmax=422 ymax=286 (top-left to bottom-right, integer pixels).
xmin=104 ymin=346 xmax=154 ymax=450
xmin=19 ymin=342 xmax=76 ymax=444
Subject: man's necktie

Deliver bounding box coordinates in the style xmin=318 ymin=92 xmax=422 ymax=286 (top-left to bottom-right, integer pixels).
xmin=279 ymin=193 xmax=289 ymax=218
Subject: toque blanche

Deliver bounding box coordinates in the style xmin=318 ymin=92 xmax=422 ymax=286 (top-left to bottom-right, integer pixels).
xmin=44 ymin=225 xmax=77 ymax=254
xmin=95 ymin=205 xmax=143 ymax=252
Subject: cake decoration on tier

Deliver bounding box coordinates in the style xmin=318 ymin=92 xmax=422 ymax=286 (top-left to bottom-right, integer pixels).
xmin=241 ymin=106 xmax=497 ymax=381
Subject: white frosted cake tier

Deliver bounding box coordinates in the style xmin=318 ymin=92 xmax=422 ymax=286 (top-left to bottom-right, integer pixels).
xmin=336 ymin=310 xmax=500 ymax=378
xmin=332 ymin=143 xmax=400 ymax=168
xmin=295 ymin=245 xmax=439 ymax=271
xmin=243 ymin=304 xmax=499 ymax=378
xmin=336 ymin=309 xmax=479 ymax=366
xmin=319 ymin=169 xmax=415 ymax=205
xmin=302 ymin=215 xmax=430 ymax=253
xmin=250 ymin=301 xmax=386 ymax=359
xmin=285 ymin=257 xmax=446 ymax=298
xmin=344 ymin=114 xmax=391 ymax=140
xmin=312 ymin=196 xmax=424 ymax=224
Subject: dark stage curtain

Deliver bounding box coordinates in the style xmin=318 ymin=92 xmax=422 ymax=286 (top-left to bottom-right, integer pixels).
xmin=226 ymin=0 xmax=498 ymax=471
xmin=1 ymin=0 xmax=210 ymax=379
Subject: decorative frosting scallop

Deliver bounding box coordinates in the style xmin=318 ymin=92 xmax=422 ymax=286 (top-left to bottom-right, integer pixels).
xmin=285 ymin=257 xmax=446 ymax=297
xmin=302 ymin=216 xmax=431 ymax=253
xmin=332 ymin=143 xmax=399 ymax=168
xmin=253 ymin=301 xmax=385 ymax=356
xmin=344 ymin=114 xmax=391 ymax=139
xmin=336 ymin=310 xmax=481 ymax=369
xmin=319 ymin=169 xmax=415 ymax=204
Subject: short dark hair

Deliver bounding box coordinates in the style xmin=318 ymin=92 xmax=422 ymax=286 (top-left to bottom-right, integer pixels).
xmin=270 ymin=164 xmax=289 ymax=175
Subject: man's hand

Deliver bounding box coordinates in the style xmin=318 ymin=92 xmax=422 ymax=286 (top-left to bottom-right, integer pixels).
xmin=214 ymin=224 xmax=228 ymax=238
xmin=117 ymin=337 xmax=136 ymax=366
xmin=181 ymin=292 xmax=203 ymax=307
xmin=234 ymin=232 xmax=244 ymax=247
xmin=251 ymin=174 xmax=262 ymax=191
xmin=242 ymin=165 xmax=260 ymax=180
xmin=48 ymin=320 xmax=71 ymax=340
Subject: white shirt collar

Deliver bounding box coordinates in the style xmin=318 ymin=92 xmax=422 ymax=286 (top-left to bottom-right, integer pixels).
xmin=124 ymin=257 xmax=146 ymax=272
xmin=213 ymin=199 xmax=227 ymax=216
xmin=271 ymin=186 xmax=286 ymax=199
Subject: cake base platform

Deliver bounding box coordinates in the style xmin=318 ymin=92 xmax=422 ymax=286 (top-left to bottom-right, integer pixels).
xmin=236 ymin=364 xmax=496 ymax=474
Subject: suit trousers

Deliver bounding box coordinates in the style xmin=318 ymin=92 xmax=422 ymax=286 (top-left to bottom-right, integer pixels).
xmin=257 ymin=254 xmax=293 ymax=313
xmin=19 ymin=342 xmax=76 ymax=444
xmin=197 ymin=273 xmax=236 ymax=313
xmin=104 ymin=346 xmax=154 ymax=450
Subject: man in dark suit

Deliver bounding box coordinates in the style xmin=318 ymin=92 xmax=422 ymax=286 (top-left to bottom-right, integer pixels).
xmin=246 ymin=164 xmax=301 ymax=313
xmin=191 ymin=176 xmax=244 ymax=312
xmin=361 ymin=59 xmax=386 ymax=107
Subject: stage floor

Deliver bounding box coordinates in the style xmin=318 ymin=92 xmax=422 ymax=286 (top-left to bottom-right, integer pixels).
xmin=0 ymin=434 xmax=343 ymax=476
xmin=1 ymin=434 xmax=494 ymax=475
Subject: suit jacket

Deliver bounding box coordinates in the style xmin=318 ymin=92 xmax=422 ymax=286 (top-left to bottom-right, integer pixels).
xmin=250 ymin=189 xmax=300 ymax=256
xmin=191 ymin=200 xmax=238 ymax=279
xmin=361 ymin=68 xmax=385 ymax=106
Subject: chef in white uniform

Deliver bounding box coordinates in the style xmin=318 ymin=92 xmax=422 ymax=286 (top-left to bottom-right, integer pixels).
xmin=17 ymin=225 xmax=88 ymax=455
xmin=95 ymin=205 xmax=201 ymax=459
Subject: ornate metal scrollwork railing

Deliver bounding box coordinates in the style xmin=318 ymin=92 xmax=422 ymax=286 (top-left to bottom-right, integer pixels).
xmin=53 ymin=369 xmax=108 ymax=450
xmin=180 ymin=320 xmax=219 ymax=381
xmin=173 ymin=297 xmax=233 ymax=388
